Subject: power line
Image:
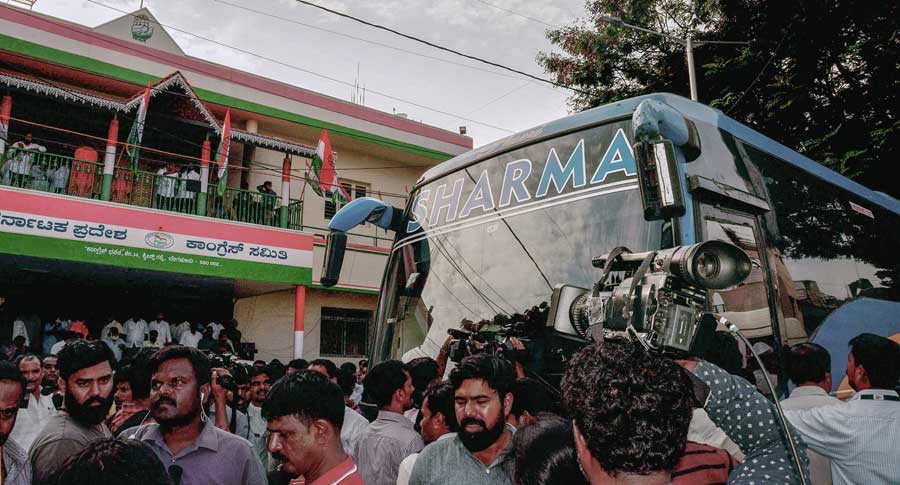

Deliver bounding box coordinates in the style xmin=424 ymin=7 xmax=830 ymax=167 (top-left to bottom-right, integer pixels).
xmin=212 ymin=0 xmax=528 ymax=83
xmin=464 ymin=81 xmax=532 ymax=116
xmin=469 ymin=0 xmax=557 ymax=28
xmin=725 ymin=22 xmax=792 ymax=115
xmin=77 ymin=1 xmax=515 ymax=133
xmin=291 ymin=0 xmax=587 ymax=95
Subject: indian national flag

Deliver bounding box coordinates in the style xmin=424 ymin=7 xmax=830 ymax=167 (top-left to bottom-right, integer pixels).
xmin=126 ymin=84 xmax=151 ymax=173
xmin=309 ymin=129 xmax=351 ymax=204
xmin=216 ymin=109 xmax=232 ymax=196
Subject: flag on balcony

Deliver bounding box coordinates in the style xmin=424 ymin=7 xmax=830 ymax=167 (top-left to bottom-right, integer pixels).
xmin=126 ymin=84 xmax=151 ymax=174
xmin=309 ymin=129 xmax=351 ymax=204
xmin=216 ymin=109 xmax=232 ymax=196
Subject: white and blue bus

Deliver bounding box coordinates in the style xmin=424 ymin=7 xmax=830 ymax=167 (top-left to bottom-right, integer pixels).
xmin=324 ymin=93 xmax=900 ymax=395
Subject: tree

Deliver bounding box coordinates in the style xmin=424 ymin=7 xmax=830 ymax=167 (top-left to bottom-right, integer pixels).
xmin=538 ymin=0 xmax=900 ymax=198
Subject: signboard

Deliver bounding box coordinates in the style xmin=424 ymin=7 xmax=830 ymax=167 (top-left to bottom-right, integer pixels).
xmin=0 ymin=188 xmax=313 ymax=285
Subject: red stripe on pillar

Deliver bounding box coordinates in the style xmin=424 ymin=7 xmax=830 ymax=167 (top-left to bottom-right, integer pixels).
xmin=295 ymin=285 xmax=306 ymax=332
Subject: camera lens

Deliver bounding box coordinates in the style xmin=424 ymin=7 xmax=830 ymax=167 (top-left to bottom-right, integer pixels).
xmin=694 ymin=251 xmax=721 ymax=280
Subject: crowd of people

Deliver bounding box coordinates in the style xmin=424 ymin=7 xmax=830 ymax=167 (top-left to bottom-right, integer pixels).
xmin=0 ymin=323 xmax=898 ymax=485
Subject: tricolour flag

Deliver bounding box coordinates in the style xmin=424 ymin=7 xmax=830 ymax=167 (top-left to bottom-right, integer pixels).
xmin=309 ymin=129 xmax=351 ymax=204
xmin=126 ymin=84 xmax=151 ymax=173
xmin=216 ymin=109 xmax=232 ymax=196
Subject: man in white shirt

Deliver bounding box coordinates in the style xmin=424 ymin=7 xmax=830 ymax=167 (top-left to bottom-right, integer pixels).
xmin=178 ymin=322 xmax=203 ymax=348
xmin=148 ymin=312 xmax=172 ymax=345
xmin=7 ymin=133 xmax=45 ymax=187
xmin=123 ymin=317 xmax=147 ymax=349
xmin=100 ymin=317 xmax=123 ymax=341
xmin=12 ymin=316 xmax=29 ymax=348
xmin=785 ymin=333 xmax=900 ymax=485
xmin=155 ymin=163 xmax=179 ymax=210
xmin=396 ymin=381 xmax=457 ymax=485
xmin=781 ymin=342 xmax=841 ymax=485
xmin=246 ymin=366 xmax=273 ymax=446
xmin=9 ymin=355 xmax=56 ymax=452
xmin=172 ymin=320 xmax=192 ymax=343
xmin=207 ymin=321 xmax=225 ymax=340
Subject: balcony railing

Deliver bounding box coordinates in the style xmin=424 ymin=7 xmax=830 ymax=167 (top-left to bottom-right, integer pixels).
xmin=0 ymin=149 xmax=393 ymax=248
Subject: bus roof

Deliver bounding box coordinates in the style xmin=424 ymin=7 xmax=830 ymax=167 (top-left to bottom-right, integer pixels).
xmin=419 ymin=93 xmax=900 ymax=215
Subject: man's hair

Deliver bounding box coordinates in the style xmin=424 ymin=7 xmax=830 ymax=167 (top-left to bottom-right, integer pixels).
xmin=849 ymin=333 xmax=900 ymax=389
xmin=114 ymin=365 xmax=133 ymax=388
xmin=42 ymin=355 xmax=58 ymax=364
xmin=18 ymin=354 xmax=41 ymax=367
xmin=338 ymin=367 xmax=357 ymax=398
xmin=250 ymin=366 xmax=275 ymax=382
xmin=362 ymin=360 xmax=409 ymax=408
xmin=58 ymin=340 xmax=116 ymax=381
xmin=510 ymin=377 xmax=552 ymax=418
xmin=288 ymin=359 xmax=309 ymax=371
xmin=125 ymin=349 xmax=155 ymax=400
xmin=787 ymin=343 xmax=831 ymax=385
xmin=262 ymin=370 xmax=344 ymax=429
xmin=147 ymin=345 xmax=211 ymax=386
xmin=562 ymin=340 xmax=693 ymax=476
xmin=513 ymin=413 xmax=586 ymax=485
xmin=309 ymin=359 xmax=339 ymax=380
xmin=51 ymin=438 xmax=169 ymax=485
xmin=340 ymin=362 xmax=357 ymax=375
xmin=407 ymin=357 xmax=439 ymax=408
xmin=0 ymin=361 xmax=26 ymax=397
xmin=449 ymin=354 xmax=515 ymax=398
xmin=423 ymin=380 xmax=458 ymax=432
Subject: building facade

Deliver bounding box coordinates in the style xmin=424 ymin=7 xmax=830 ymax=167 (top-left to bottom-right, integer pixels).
xmin=0 ymin=4 xmax=471 ymax=364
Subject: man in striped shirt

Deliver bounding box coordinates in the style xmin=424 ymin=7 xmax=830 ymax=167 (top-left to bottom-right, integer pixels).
xmin=784 ymin=333 xmax=900 ymax=485
xmin=263 ymin=370 xmax=363 ymax=485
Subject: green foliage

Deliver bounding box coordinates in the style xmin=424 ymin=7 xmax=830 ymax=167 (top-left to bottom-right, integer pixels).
xmin=538 ymin=0 xmax=900 ymax=198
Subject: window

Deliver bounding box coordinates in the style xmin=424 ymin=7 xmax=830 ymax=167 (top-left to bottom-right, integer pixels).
xmin=320 ymin=307 xmax=371 ymax=357
xmin=324 ymin=180 xmax=368 ymax=219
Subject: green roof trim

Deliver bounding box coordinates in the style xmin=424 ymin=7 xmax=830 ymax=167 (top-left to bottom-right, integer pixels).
xmin=0 ymin=33 xmax=455 ymax=161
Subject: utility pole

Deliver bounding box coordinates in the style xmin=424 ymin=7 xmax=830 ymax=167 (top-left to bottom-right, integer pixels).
xmin=600 ymin=16 xmax=747 ymax=102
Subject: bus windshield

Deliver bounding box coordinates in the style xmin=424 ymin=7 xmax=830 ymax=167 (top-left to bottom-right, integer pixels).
xmin=372 ymin=119 xmax=664 ymax=365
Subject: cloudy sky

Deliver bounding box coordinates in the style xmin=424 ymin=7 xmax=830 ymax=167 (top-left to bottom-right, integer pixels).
xmin=32 ymin=0 xmax=589 ymax=147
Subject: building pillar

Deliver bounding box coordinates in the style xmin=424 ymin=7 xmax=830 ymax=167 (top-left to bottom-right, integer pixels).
xmin=294 ymin=285 xmax=306 ymax=359
xmin=100 ymin=117 xmax=119 ymax=201
xmin=0 ymin=95 xmax=12 ymax=162
xmin=196 ymin=138 xmax=211 ymax=216
xmin=280 ymin=154 xmax=291 ymax=228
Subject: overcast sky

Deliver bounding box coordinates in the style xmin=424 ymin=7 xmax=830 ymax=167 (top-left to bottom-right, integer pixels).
xmin=32 ymin=0 xmax=589 ymax=148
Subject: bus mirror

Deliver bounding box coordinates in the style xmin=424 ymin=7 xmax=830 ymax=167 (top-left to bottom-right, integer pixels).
xmin=633 ymin=140 xmax=686 ymax=220
xmin=683 ymin=119 xmax=701 ymax=162
xmin=321 ymin=232 xmax=347 ymax=287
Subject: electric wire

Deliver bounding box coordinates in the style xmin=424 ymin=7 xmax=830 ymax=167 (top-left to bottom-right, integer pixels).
xmin=290 ymin=0 xmax=587 ymax=95
xmin=74 ymin=1 xmax=516 ymax=133
xmin=725 ymin=22 xmax=793 ymax=115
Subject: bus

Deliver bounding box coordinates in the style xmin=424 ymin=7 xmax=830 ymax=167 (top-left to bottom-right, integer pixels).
xmin=323 ymin=93 xmax=900 ymax=395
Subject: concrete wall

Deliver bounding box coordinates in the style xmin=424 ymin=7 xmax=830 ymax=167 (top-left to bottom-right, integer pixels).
xmin=234 ymin=286 xmax=377 ymax=366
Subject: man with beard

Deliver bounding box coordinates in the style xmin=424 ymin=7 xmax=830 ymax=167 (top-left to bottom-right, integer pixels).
xmin=29 ymin=340 xmax=115 ymax=483
xmin=10 ymin=355 xmax=56 ymax=452
xmin=409 ymin=354 xmax=516 ymax=485
xmin=263 ymin=370 xmax=364 ymax=485
xmin=246 ymin=366 xmax=273 ymax=446
xmin=126 ymin=345 xmax=265 ymax=485
xmin=0 ymin=361 xmax=32 ymax=485
xmin=355 ymin=360 xmax=422 ymax=485
xmin=41 ymin=355 xmax=60 ymax=393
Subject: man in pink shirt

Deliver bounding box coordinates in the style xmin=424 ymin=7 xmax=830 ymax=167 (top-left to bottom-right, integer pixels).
xmin=263 ymin=370 xmax=363 ymax=485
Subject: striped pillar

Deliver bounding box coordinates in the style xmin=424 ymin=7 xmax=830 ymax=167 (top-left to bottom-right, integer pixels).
xmin=279 ymin=154 xmax=291 ymax=228
xmin=0 ymin=95 xmax=12 ymax=161
xmin=100 ymin=117 xmax=119 ymax=201
xmin=294 ymin=285 xmax=306 ymax=358
xmin=196 ymin=138 xmax=211 ymax=216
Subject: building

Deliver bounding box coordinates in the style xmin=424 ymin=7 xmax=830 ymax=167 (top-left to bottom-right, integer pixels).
xmin=0 ymin=4 xmax=471 ymax=364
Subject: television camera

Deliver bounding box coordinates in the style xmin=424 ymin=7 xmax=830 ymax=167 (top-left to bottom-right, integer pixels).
xmin=547 ymin=240 xmax=752 ymax=358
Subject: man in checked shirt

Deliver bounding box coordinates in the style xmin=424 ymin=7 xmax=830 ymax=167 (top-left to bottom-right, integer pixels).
xmin=563 ymin=340 xmax=808 ymax=485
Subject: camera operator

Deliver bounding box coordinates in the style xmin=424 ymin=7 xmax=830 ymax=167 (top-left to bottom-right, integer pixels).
xmin=563 ymin=340 xmax=806 ymax=485
xmin=207 ymin=366 xmax=254 ymax=444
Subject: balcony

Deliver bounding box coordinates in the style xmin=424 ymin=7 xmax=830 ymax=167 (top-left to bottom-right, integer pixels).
xmin=1 ymin=147 xmax=303 ymax=226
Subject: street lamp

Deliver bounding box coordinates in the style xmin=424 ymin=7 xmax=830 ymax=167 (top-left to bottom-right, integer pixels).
xmin=600 ymin=15 xmax=748 ymax=102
